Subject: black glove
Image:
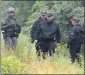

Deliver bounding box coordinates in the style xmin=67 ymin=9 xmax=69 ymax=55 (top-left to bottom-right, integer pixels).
xmin=67 ymin=44 xmax=69 ymax=48
xmin=67 ymin=41 xmax=70 ymax=48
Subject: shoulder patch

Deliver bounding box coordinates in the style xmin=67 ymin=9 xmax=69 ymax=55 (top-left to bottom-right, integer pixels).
xmin=71 ymin=33 xmax=74 ymax=35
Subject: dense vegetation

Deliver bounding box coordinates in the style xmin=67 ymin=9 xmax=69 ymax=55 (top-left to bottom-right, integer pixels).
xmin=1 ymin=1 xmax=84 ymax=74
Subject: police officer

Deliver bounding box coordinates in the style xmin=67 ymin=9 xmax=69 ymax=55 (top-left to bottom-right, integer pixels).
xmin=30 ymin=12 xmax=47 ymax=57
xmin=34 ymin=13 xmax=61 ymax=59
xmin=1 ymin=7 xmax=21 ymax=50
xmin=67 ymin=18 xmax=84 ymax=64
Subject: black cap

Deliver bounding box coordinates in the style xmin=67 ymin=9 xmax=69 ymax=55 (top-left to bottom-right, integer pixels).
xmin=71 ymin=18 xmax=80 ymax=23
xmin=47 ymin=13 xmax=53 ymax=17
xmin=41 ymin=12 xmax=47 ymax=16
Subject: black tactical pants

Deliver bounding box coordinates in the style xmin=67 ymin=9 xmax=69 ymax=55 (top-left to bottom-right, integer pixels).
xmin=69 ymin=43 xmax=81 ymax=63
xmin=35 ymin=41 xmax=41 ymax=57
xmin=4 ymin=37 xmax=17 ymax=50
xmin=38 ymin=40 xmax=56 ymax=59
xmin=3 ymin=32 xmax=18 ymax=50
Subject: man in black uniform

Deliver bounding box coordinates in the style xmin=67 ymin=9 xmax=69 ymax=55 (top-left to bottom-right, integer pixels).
xmin=67 ymin=18 xmax=84 ymax=64
xmin=34 ymin=13 xmax=61 ymax=59
xmin=1 ymin=7 xmax=21 ymax=50
xmin=30 ymin=12 xmax=47 ymax=57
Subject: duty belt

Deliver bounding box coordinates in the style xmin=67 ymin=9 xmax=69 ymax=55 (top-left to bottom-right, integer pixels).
xmin=41 ymin=37 xmax=56 ymax=41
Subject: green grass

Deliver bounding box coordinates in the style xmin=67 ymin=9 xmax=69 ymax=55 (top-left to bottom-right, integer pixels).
xmin=1 ymin=33 xmax=84 ymax=74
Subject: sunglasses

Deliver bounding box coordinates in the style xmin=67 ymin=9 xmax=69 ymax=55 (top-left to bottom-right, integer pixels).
xmin=41 ymin=15 xmax=46 ymax=16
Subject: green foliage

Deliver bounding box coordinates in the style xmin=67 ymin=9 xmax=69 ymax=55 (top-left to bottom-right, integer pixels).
xmin=1 ymin=34 xmax=84 ymax=74
xmin=21 ymin=1 xmax=84 ymax=43
xmin=1 ymin=1 xmax=84 ymax=74
xmin=1 ymin=56 xmax=21 ymax=74
xmin=1 ymin=1 xmax=84 ymax=43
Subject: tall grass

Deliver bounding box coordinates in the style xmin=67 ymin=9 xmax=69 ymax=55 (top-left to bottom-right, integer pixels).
xmin=1 ymin=33 xmax=84 ymax=74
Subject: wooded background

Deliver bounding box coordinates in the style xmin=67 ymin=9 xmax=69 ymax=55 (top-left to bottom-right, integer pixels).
xmin=1 ymin=1 xmax=84 ymax=74
xmin=1 ymin=1 xmax=84 ymax=43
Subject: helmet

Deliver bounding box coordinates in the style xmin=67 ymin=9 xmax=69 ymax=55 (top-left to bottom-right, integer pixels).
xmin=47 ymin=13 xmax=53 ymax=17
xmin=7 ymin=7 xmax=15 ymax=13
xmin=41 ymin=12 xmax=47 ymax=16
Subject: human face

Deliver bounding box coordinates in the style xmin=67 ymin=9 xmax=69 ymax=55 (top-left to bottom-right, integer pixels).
xmin=8 ymin=12 xmax=15 ymax=17
xmin=71 ymin=21 xmax=77 ymax=25
xmin=40 ymin=15 xmax=47 ymax=20
xmin=47 ymin=16 xmax=53 ymax=22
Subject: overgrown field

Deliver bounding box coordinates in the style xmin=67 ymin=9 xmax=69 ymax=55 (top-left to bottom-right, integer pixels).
xmin=1 ymin=33 xmax=84 ymax=74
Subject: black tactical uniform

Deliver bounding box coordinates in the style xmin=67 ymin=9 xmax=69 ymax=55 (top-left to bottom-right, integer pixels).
xmin=30 ymin=12 xmax=47 ymax=57
xmin=1 ymin=17 xmax=21 ymax=49
xmin=34 ymin=20 xmax=61 ymax=58
xmin=68 ymin=24 xmax=84 ymax=63
xmin=30 ymin=17 xmax=45 ymax=43
xmin=30 ymin=17 xmax=45 ymax=56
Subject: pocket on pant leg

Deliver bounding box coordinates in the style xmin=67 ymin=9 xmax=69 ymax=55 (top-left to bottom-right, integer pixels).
xmin=5 ymin=37 xmax=12 ymax=47
xmin=40 ymin=42 xmax=48 ymax=52
xmin=12 ymin=37 xmax=17 ymax=45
